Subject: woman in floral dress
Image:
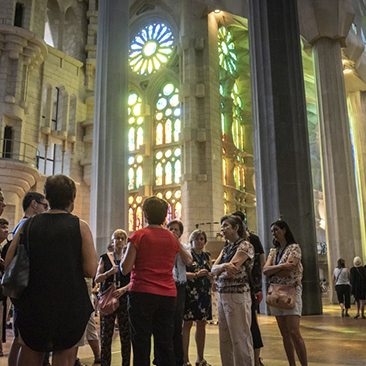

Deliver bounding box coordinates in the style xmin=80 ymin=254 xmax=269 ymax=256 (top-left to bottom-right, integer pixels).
xmin=182 ymin=230 xmax=212 ymax=366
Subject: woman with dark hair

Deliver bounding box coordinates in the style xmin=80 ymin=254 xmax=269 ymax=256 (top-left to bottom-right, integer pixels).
xmin=211 ymin=214 xmax=254 ymax=366
xmin=121 ymin=196 xmax=192 ymax=366
xmin=5 ymin=174 xmax=98 ymax=366
xmin=95 ymin=229 xmax=131 ymax=366
xmin=333 ymin=258 xmax=351 ymax=317
xmin=182 ymin=229 xmax=212 ymax=366
xmin=263 ymin=219 xmax=307 ymax=366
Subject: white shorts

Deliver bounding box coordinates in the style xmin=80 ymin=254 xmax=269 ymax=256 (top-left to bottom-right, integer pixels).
xmin=269 ymin=285 xmax=302 ymax=317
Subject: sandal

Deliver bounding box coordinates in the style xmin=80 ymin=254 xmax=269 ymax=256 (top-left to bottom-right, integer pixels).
xmin=196 ymin=360 xmax=211 ymax=366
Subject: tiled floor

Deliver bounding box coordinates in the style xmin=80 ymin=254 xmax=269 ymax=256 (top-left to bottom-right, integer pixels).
xmin=1 ymin=304 xmax=365 ymax=365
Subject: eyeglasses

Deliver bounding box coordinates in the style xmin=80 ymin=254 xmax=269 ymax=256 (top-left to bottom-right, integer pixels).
xmin=36 ymin=201 xmax=49 ymax=210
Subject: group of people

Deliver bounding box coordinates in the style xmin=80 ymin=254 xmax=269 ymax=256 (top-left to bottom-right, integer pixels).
xmin=0 ymin=173 xmax=309 ymax=366
xmin=334 ymin=256 xmax=366 ymax=318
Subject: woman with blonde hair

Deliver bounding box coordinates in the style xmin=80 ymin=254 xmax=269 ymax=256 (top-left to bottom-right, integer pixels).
xmin=95 ymin=229 xmax=131 ymax=366
xmin=183 ymin=229 xmax=212 ymax=366
xmin=350 ymin=256 xmax=366 ymax=318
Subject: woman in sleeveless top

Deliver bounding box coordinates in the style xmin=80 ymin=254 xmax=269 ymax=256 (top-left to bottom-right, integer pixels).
xmin=263 ymin=220 xmax=307 ymax=366
xmin=95 ymin=229 xmax=131 ymax=366
xmin=333 ymin=258 xmax=351 ymax=317
xmin=5 ymin=174 xmax=97 ymax=366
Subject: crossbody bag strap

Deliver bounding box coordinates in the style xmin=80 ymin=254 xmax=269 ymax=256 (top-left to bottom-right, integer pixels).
xmin=106 ymin=252 xmax=116 ymax=283
xmin=335 ymin=267 xmax=343 ymax=283
xmin=356 ymin=267 xmax=366 ymax=282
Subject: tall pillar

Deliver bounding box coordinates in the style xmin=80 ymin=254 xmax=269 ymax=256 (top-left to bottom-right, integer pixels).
xmin=180 ymin=1 xmax=223 ymax=243
xmin=347 ymin=92 xmax=366 ymax=261
xmin=90 ymin=1 xmax=129 ymax=254
xmin=309 ymin=2 xmax=362 ymax=299
xmin=249 ymin=0 xmax=321 ymax=315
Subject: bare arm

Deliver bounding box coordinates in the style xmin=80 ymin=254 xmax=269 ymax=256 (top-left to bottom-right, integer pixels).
xmin=179 ymin=242 xmax=192 ymax=265
xmin=260 ymin=253 xmax=265 ymax=270
xmin=4 ymin=227 xmax=22 ymax=269
xmin=121 ymin=242 xmax=137 ymax=275
xmin=80 ymin=219 xmax=98 ymax=278
xmin=263 ymin=254 xmax=299 ymax=277
xmin=212 ymin=250 xmax=249 ymax=278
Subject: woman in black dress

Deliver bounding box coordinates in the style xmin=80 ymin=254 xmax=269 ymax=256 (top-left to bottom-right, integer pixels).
xmin=182 ymin=230 xmax=212 ymax=366
xmin=5 ymin=174 xmax=97 ymax=366
xmin=350 ymin=256 xmax=366 ymax=318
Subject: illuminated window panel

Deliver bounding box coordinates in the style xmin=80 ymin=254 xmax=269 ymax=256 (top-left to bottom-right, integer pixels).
xmin=128 ymin=195 xmax=144 ymax=232
xmin=128 ymin=155 xmax=143 ymax=191
xmin=223 ymin=158 xmax=227 ymax=185
xmin=154 ymin=83 xmax=181 ymax=145
xmin=128 ymin=92 xmax=144 ymax=152
xmin=231 ymin=81 xmax=244 ymax=150
xmin=154 ymin=189 xmax=182 ymax=223
xmin=129 ymin=23 xmax=174 ymax=75
xmin=154 ymin=148 xmax=181 ymax=186
xmin=218 ymin=26 xmax=237 ymax=76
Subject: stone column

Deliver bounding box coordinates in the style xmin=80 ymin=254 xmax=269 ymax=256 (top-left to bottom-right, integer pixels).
xmin=347 ymin=92 xmax=366 ymax=260
xmin=180 ymin=1 xmax=223 ymax=243
xmin=90 ymin=0 xmax=129 ymax=255
xmin=308 ymin=1 xmax=362 ymax=299
xmin=249 ymin=0 xmax=321 ymax=315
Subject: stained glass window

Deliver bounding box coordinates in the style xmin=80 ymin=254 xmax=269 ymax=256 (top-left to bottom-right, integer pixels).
xmin=128 ymin=195 xmax=144 ymax=232
xmin=128 ymin=92 xmax=144 ymax=152
xmin=154 ymin=148 xmax=181 ymax=186
xmin=218 ymin=26 xmax=237 ymax=76
xmin=129 ymin=23 xmax=175 ymax=75
xmin=223 ymin=158 xmax=227 ymax=185
xmin=231 ymin=81 xmax=244 ymax=150
xmin=154 ymin=83 xmax=181 ymax=145
xmin=154 ymin=189 xmax=182 ymax=223
xmin=128 ymin=155 xmax=143 ymax=191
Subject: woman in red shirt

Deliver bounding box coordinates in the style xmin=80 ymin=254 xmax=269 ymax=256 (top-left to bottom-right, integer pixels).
xmin=122 ymin=196 xmax=191 ymax=366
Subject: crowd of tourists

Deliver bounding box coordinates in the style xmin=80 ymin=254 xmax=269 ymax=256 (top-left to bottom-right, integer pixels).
xmin=0 ymin=174 xmax=309 ymax=366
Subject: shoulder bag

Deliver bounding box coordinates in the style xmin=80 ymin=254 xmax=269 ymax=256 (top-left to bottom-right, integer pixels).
xmin=1 ymin=217 xmax=32 ymax=299
xmin=266 ymin=283 xmax=297 ymax=310
xmin=98 ymin=253 xmax=119 ymax=316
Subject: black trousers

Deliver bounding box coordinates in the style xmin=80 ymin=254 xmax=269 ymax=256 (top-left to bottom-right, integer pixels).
xmin=251 ymin=294 xmax=263 ymax=349
xmin=173 ymin=284 xmax=186 ymax=366
xmin=128 ymin=291 xmax=176 ymax=366
xmin=335 ymin=285 xmax=351 ymax=309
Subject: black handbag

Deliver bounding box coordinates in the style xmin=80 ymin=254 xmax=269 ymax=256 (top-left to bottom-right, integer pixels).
xmin=1 ymin=218 xmax=32 ymax=299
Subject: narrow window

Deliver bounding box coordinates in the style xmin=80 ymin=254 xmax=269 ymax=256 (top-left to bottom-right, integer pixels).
xmin=14 ymin=3 xmax=24 ymax=27
xmin=2 ymin=126 xmax=13 ymax=158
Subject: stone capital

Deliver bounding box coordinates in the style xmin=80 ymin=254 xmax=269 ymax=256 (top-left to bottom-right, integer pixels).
xmin=298 ymin=0 xmax=355 ymax=46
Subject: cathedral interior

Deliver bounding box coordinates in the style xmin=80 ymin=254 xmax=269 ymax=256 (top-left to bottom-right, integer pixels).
xmin=0 ymin=0 xmax=366 ymax=316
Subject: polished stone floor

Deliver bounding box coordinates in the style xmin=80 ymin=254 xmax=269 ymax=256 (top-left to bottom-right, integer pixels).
xmin=0 ymin=304 xmax=365 ymax=365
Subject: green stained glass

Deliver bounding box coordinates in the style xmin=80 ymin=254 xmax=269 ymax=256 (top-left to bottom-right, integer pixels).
xmin=166 ymin=162 xmax=172 ymax=184
xmin=165 ymin=109 xmax=172 ymax=117
xmin=136 ymin=207 xmax=143 ymax=230
xmin=137 ymin=127 xmax=143 ymax=149
xmin=174 ymin=108 xmax=181 ymax=117
xmin=163 ymin=83 xmax=174 ymax=96
xmin=133 ymin=103 xmax=141 ymax=115
xmin=219 ymin=84 xmax=224 ymax=96
xmin=157 ymin=98 xmax=167 ymax=110
xmin=129 ymin=127 xmax=135 ymax=151
xmin=156 ymin=123 xmax=163 ymax=145
xmin=169 ymin=94 xmax=179 ymax=107
xmin=128 ymin=168 xmax=135 ymax=190
xmin=128 ymin=93 xmax=138 ymax=105
xmin=128 ymin=156 xmax=134 ymax=165
xmin=156 ymin=163 xmax=163 ymax=185
xmin=218 ymin=26 xmax=237 ymax=76
xmin=129 ymin=23 xmax=174 ymax=75
xmin=128 ymin=208 xmax=134 ymax=232
xmin=174 ymin=120 xmax=181 ymax=142
xmin=136 ymin=166 xmax=143 ymax=188
xmin=174 ymin=160 xmax=181 ymax=183
xmin=165 ymin=119 xmax=172 ymax=143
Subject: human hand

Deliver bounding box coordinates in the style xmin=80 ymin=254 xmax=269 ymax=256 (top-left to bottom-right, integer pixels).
xmin=109 ymin=264 xmax=118 ymax=275
xmin=197 ymin=269 xmax=209 ymax=277
xmin=113 ymin=287 xmax=125 ymax=299
xmin=224 ymin=263 xmax=239 ymax=276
